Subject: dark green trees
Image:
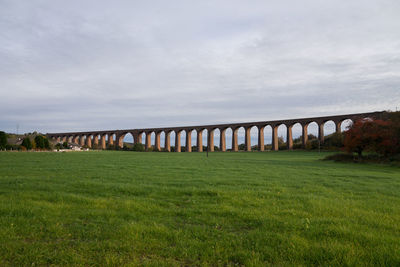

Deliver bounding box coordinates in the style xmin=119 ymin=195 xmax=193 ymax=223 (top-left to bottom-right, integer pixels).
xmin=34 ymin=135 xmax=51 ymax=149
xmin=21 ymin=138 xmax=32 ymax=150
xmin=0 ymin=131 xmax=7 ymax=149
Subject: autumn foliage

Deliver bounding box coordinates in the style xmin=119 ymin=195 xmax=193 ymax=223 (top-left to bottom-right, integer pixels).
xmin=344 ymin=113 xmax=400 ymax=157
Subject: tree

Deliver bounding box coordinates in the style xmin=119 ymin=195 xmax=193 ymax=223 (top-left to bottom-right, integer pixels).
xmin=344 ymin=118 xmax=396 ymax=157
xmin=62 ymin=141 xmax=69 ymax=149
xmin=21 ymin=137 xmax=32 ymax=150
xmin=34 ymin=135 xmax=45 ymax=149
xmin=44 ymin=138 xmax=50 ymax=149
xmin=0 ymin=131 xmax=7 ymax=149
xmin=388 ymin=111 xmax=400 ymax=154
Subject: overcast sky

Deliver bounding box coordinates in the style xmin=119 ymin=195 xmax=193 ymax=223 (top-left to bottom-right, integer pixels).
xmin=1 ymin=0 xmax=399 ymax=136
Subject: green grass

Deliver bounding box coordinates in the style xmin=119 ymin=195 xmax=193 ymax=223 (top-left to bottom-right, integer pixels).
xmin=0 ymin=151 xmax=399 ymax=266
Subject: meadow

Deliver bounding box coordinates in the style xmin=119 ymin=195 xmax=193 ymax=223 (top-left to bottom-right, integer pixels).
xmin=0 ymin=151 xmax=399 ymax=266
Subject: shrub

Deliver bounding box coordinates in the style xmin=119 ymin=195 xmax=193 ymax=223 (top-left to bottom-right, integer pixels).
xmin=34 ymin=135 xmax=46 ymax=149
xmin=324 ymin=153 xmax=357 ymax=162
xmin=21 ymin=138 xmax=32 ymax=150
xmin=305 ymin=140 xmax=312 ymax=150
xmin=132 ymin=143 xmax=145 ymax=152
xmin=264 ymin=145 xmax=272 ymax=150
xmin=44 ymin=138 xmax=50 ymax=149
xmin=0 ymin=131 xmax=7 ymax=149
xmin=106 ymin=144 xmax=114 ymax=150
xmin=293 ymin=143 xmax=303 ymax=149
xmin=323 ymin=132 xmax=344 ymax=148
xmin=311 ymin=139 xmax=320 ymax=150
xmin=278 ymin=144 xmax=287 ymax=150
xmin=5 ymin=144 xmax=20 ymax=150
xmin=62 ymin=141 xmax=69 ymax=149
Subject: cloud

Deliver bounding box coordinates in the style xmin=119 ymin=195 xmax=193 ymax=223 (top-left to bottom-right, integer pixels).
xmin=0 ymin=0 xmax=399 ymax=135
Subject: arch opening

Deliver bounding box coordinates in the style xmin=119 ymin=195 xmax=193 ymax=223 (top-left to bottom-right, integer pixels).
xmin=305 ymin=122 xmax=319 ymax=150
xmin=190 ymin=129 xmax=197 ymax=152
xmin=276 ymin=124 xmax=287 ymax=151
xmin=236 ymin=127 xmax=245 ymax=151
xmin=323 ymin=120 xmax=336 ymax=137
xmin=122 ymin=132 xmax=134 ymax=150
xmin=225 ymin=128 xmax=233 ymax=150
xmin=340 ymin=119 xmax=353 ymax=132
xmin=263 ymin=125 xmax=273 ymax=150
xmin=213 ymin=128 xmax=220 ymax=151
xmin=158 ymin=131 xmax=165 ymax=151
xmin=291 ymin=123 xmax=303 ymax=149
xmin=170 ymin=131 xmax=176 ymax=151
xmin=250 ymin=126 xmax=258 ymax=150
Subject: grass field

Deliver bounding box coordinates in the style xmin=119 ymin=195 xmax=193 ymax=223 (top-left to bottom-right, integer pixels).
xmin=0 ymin=151 xmax=399 ymax=266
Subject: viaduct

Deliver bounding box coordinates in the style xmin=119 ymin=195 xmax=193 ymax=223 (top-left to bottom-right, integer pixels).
xmin=47 ymin=111 xmax=387 ymax=152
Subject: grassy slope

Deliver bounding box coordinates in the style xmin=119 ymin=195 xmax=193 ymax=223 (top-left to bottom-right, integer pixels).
xmin=0 ymin=151 xmax=399 ymax=266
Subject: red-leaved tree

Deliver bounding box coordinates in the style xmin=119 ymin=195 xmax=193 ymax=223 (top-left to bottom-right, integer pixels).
xmin=344 ymin=118 xmax=398 ymax=157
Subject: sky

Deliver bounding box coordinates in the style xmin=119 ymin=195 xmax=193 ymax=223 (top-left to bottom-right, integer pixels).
xmin=1 ymin=0 xmax=399 ymax=144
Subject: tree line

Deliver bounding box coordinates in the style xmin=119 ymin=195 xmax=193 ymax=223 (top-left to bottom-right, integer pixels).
xmin=0 ymin=132 xmax=51 ymax=151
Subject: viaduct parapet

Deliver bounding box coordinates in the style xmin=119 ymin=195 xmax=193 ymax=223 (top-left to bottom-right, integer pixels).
xmin=47 ymin=111 xmax=387 ymax=152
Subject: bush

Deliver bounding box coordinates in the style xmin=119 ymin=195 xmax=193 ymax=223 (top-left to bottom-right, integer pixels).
xmin=305 ymin=140 xmax=312 ymax=150
xmin=21 ymin=138 xmax=32 ymax=150
xmin=106 ymin=144 xmax=114 ymax=150
xmin=293 ymin=143 xmax=303 ymax=149
xmin=311 ymin=139 xmax=320 ymax=150
xmin=5 ymin=144 xmax=20 ymax=150
xmin=44 ymin=138 xmax=50 ymax=149
xmin=62 ymin=141 xmax=69 ymax=149
xmin=324 ymin=152 xmax=400 ymax=164
xmin=132 ymin=143 xmax=145 ymax=152
xmin=34 ymin=135 xmax=47 ymax=149
xmin=278 ymin=144 xmax=287 ymax=150
xmin=323 ymin=132 xmax=344 ymax=149
xmin=0 ymin=131 xmax=7 ymax=149
xmin=323 ymin=153 xmax=356 ymax=162
xmin=264 ymin=145 xmax=272 ymax=150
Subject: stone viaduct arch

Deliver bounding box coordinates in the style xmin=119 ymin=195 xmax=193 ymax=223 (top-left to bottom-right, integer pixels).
xmin=47 ymin=111 xmax=387 ymax=152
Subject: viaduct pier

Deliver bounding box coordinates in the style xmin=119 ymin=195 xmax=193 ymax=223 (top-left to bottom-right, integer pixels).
xmin=47 ymin=111 xmax=387 ymax=152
